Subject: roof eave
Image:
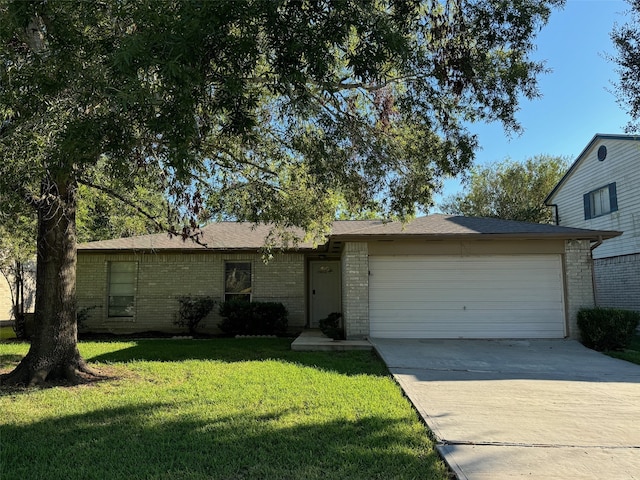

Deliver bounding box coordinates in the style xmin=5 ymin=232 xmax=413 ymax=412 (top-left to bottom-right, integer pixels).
xmin=332 ymin=231 xmax=622 ymax=242
xmin=77 ymin=245 xmax=319 ymax=253
xmin=545 ymin=133 xmax=640 ymax=204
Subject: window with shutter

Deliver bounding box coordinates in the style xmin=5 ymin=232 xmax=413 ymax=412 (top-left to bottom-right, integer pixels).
xmin=584 ymin=183 xmax=618 ymax=219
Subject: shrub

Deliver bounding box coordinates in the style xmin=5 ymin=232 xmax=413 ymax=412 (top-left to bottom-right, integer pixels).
xmin=174 ymin=296 xmax=216 ymax=335
xmin=319 ymin=312 xmax=344 ymax=340
xmin=12 ymin=306 xmax=26 ymax=340
xmin=77 ymin=305 xmax=99 ymax=332
xmin=218 ymin=300 xmax=288 ymax=336
xmin=577 ymin=307 xmax=640 ymax=351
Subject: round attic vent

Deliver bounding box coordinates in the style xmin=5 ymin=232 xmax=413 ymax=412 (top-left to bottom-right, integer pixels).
xmin=597 ymin=145 xmax=607 ymax=161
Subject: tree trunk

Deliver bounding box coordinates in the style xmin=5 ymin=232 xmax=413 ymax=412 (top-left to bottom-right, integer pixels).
xmin=1 ymin=177 xmax=97 ymax=386
xmin=13 ymin=260 xmax=26 ymax=339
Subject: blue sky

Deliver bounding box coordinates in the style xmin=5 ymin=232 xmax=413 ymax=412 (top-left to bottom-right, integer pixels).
xmin=432 ymin=0 xmax=633 ymax=210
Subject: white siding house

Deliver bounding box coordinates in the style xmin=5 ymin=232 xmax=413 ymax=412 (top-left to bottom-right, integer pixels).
xmin=545 ymin=134 xmax=640 ymax=312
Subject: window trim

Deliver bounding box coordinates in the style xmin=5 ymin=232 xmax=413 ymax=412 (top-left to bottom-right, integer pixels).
xmin=583 ymin=182 xmax=618 ymax=220
xmin=224 ymin=261 xmax=252 ymax=303
xmin=107 ymin=261 xmax=137 ymax=318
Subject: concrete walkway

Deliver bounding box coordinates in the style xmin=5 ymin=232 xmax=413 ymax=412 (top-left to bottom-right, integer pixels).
xmin=370 ymin=338 xmax=640 ymax=479
xmin=291 ymin=329 xmax=372 ymax=351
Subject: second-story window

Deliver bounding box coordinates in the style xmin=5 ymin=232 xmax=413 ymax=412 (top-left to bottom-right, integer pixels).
xmin=584 ymin=183 xmax=618 ymax=219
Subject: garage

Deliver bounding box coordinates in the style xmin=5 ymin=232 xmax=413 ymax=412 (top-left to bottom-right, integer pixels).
xmin=369 ymin=254 xmax=566 ymax=339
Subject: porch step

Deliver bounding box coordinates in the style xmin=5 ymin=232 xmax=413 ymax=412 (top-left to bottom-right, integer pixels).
xmin=291 ymin=329 xmax=372 ymax=351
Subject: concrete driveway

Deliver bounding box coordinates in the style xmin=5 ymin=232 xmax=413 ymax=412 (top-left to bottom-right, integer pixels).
xmin=369 ymin=338 xmax=640 ymax=479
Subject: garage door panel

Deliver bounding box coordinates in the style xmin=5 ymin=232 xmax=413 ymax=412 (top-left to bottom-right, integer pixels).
xmin=370 ymin=308 xmax=564 ymax=322
xmin=372 ymin=268 xmax=561 ymax=281
xmin=370 ymin=327 xmax=563 ymax=339
xmin=372 ymin=257 xmax=559 ymax=269
xmin=369 ymin=255 xmax=565 ymax=339
xmin=370 ymin=301 xmax=564 ymax=312
xmin=371 ymin=271 xmax=562 ymax=286
xmin=370 ymin=287 xmax=562 ymax=301
xmin=370 ymin=318 xmax=564 ymax=338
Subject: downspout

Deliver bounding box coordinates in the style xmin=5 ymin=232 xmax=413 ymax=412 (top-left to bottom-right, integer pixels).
xmin=548 ymin=204 xmax=560 ymax=225
xmin=590 ymin=236 xmax=603 ymax=252
xmin=590 ymin=236 xmax=604 ymax=307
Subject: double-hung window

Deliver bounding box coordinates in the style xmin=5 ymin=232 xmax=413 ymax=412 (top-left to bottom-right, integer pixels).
xmin=584 ymin=183 xmax=618 ymax=219
xmin=108 ymin=262 xmax=136 ymax=317
xmin=224 ymin=262 xmax=252 ymax=302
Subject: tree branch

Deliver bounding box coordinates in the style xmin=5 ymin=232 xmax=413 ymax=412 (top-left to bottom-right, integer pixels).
xmin=77 ymin=179 xmax=209 ymax=247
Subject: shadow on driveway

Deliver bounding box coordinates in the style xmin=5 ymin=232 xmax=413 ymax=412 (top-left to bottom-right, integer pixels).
xmin=371 ymin=338 xmax=640 ymax=479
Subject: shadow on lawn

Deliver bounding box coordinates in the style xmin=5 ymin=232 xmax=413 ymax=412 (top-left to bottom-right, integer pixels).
xmin=0 ymin=402 xmax=446 ymax=480
xmin=86 ymin=338 xmax=389 ymax=377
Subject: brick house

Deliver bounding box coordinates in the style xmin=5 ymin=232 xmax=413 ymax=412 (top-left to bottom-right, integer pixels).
xmin=0 ymin=261 xmax=36 ymax=323
xmin=77 ymin=214 xmax=619 ymax=339
xmin=545 ymin=134 xmax=640 ymax=313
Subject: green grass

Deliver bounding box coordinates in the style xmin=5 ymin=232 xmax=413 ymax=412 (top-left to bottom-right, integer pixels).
xmin=0 ymin=326 xmax=16 ymax=340
xmin=0 ymin=339 xmax=448 ymax=480
xmin=605 ymin=334 xmax=640 ymax=366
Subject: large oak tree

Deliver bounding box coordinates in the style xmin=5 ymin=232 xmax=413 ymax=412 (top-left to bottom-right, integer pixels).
xmin=0 ymin=0 xmax=564 ymax=386
xmin=611 ymin=0 xmax=640 ymax=132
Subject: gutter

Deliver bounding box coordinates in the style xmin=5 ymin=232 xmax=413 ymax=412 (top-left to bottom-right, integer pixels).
xmin=590 ymin=235 xmax=604 ymax=307
xmin=590 ymin=235 xmax=604 ymax=252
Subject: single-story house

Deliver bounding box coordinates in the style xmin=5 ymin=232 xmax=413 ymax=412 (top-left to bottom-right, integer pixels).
xmin=76 ymin=214 xmax=620 ymax=339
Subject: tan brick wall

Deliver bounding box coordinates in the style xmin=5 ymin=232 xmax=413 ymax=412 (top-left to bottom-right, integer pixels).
xmin=0 ymin=263 xmax=36 ymax=322
xmin=341 ymin=242 xmax=369 ymax=339
xmin=77 ymin=251 xmax=306 ymax=334
xmin=563 ymin=240 xmax=595 ymax=339
xmin=0 ymin=275 xmax=12 ymax=321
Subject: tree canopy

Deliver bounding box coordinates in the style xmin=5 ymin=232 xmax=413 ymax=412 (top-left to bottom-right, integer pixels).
xmin=611 ymin=0 xmax=640 ymax=132
xmin=439 ymin=155 xmax=569 ymax=224
xmin=0 ymin=0 xmax=565 ymax=386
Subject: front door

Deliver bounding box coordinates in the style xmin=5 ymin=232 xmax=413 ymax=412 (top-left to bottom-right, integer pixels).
xmin=309 ymin=261 xmax=341 ymax=328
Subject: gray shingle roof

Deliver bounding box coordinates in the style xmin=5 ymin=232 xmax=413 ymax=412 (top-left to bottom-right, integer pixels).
xmin=333 ymin=215 xmax=620 ymax=238
xmin=77 ymin=214 xmax=620 ymax=252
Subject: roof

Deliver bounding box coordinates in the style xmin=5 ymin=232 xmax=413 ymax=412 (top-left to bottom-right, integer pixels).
xmin=78 ymin=222 xmax=315 ymax=251
xmin=330 ymin=214 xmax=620 ymax=241
xmin=77 ymin=214 xmax=620 ymax=252
xmin=545 ymin=133 xmax=640 ymax=204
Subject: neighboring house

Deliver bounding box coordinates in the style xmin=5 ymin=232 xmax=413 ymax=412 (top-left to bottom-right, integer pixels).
xmin=76 ymin=214 xmax=619 ymax=340
xmin=0 ymin=262 xmax=36 ymax=322
xmin=545 ymin=133 xmax=640 ymax=312
xmin=0 ymin=275 xmax=13 ymax=321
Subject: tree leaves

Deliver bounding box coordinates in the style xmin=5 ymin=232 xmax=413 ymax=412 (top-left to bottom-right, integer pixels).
xmin=610 ymin=0 xmax=640 ymax=133
xmin=0 ymin=0 xmax=566 ymax=237
xmin=439 ymin=155 xmax=569 ymax=224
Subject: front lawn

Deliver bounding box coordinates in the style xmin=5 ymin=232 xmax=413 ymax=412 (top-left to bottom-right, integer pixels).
xmin=0 ymin=326 xmax=16 ymax=340
xmin=605 ymin=334 xmax=640 ymax=366
xmin=0 ymin=338 xmax=449 ymax=480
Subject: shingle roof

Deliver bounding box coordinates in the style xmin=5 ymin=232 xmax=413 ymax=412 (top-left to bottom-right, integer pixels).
xmin=77 ymin=214 xmax=620 ymax=252
xmin=78 ymin=222 xmax=312 ymax=251
xmin=334 ymin=214 xmax=621 ymax=240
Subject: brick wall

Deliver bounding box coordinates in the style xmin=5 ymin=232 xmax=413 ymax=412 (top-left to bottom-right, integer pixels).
xmin=563 ymin=240 xmax=595 ymax=339
xmin=341 ymin=242 xmax=369 ymax=339
xmin=0 ymin=263 xmax=36 ymax=322
xmin=0 ymin=275 xmax=13 ymax=322
xmin=76 ymin=251 xmax=306 ymax=334
xmin=594 ymin=253 xmax=640 ymax=312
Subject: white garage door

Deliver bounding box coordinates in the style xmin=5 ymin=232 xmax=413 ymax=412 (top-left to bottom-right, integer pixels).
xmin=369 ymin=255 xmax=566 ymax=339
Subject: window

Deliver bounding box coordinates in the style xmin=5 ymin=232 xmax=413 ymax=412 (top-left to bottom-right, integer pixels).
xmin=224 ymin=262 xmax=252 ymax=302
xmin=584 ymin=183 xmax=618 ymax=220
xmin=108 ymin=262 xmax=136 ymax=317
